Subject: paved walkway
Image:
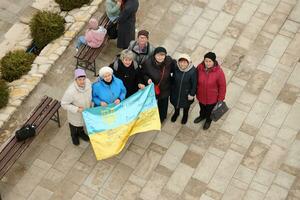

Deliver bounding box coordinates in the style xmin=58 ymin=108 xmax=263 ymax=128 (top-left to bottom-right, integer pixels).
xmin=0 ymin=0 xmax=34 ymax=42
xmin=1 ymin=0 xmax=300 ymax=199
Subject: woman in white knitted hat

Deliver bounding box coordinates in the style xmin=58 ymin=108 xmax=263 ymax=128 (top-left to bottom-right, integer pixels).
xmin=92 ymin=66 xmax=127 ymax=107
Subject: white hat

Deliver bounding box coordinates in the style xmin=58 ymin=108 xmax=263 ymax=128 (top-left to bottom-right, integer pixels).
xmin=99 ymin=66 xmax=113 ymax=78
xmin=178 ymin=53 xmax=191 ymax=63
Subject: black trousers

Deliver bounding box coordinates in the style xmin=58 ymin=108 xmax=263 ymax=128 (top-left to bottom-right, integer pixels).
xmin=69 ymin=123 xmax=85 ymax=136
xmin=199 ymin=103 xmax=216 ymax=123
xmin=174 ymin=105 xmax=190 ymax=116
xmin=157 ymin=97 xmax=169 ymax=122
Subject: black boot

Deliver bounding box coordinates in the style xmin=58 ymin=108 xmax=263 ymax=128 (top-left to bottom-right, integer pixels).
xmin=194 ymin=115 xmax=205 ymax=123
xmin=181 ymin=109 xmax=189 ymax=124
xmin=203 ymin=120 xmax=212 ymax=130
xmin=79 ymin=130 xmax=90 ymax=142
xmin=171 ymin=109 xmax=180 ymax=122
xmin=71 ymin=132 xmax=80 ymax=145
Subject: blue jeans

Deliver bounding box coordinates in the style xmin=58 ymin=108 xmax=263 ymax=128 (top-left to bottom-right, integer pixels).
xmin=76 ymin=36 xmax=86 ymax=49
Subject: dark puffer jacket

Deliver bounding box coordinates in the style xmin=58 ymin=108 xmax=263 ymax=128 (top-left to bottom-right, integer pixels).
xmin=141 ymin=56 xmax=175 ymax=99
xmin=170 ymin=63 xmax=197 ymax=108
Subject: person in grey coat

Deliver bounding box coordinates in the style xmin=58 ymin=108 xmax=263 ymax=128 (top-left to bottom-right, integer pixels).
xmin=61 ymin=69 xmax=92 ymax=145
xmin=170 ymin=54 xmax=197 ymax=124
xmin=117 ymin=0 xmax=139 ymax=49
xmin=127 ymin=30 xmax=155 ymax=67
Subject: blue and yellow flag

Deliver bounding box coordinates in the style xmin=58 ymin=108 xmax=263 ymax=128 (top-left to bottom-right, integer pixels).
xmin=82 ymin=84 xmax=161 ymax=160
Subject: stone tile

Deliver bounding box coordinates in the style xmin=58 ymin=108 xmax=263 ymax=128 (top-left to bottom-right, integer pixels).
xmin=225 ymin=82 xmax=244 ymax=108
xmin=262 ymin=144 xmax=287 ymax=172
xmin=222 ymin=184 xmax=245 ymax=200
xmin=233 ymin=131 xmax=253 ymax=149
xmin=175 ymin=126 xmax=197 ymax=146
xmin=288 ymin=0 xmax=300 ymax=23
xmin=38 ymin=144 xmax=62 ymax=165
xmin=208 ymin=150 xmax=243 ymax=193
xmin=209 ymin=12 xmax=233 ymax=36
xmin=199 ymin=194 xmax=215 ymax=200
xmin=78 ymin=185 xmax=98 ymax=199
xmin=245 ymin=69 xmax=270 ymax=95
xmin=263 ymin=12 xmax=288 ymax=34
xmin=253 ymin=168 xmax=275 ymax=187
xmin=265 ymin=184 xmax=289 ymax=200
xmin=213 ymin=36 xmax=235 ymax=59
xmin=211 ymin=130 xmax=233 ymax=152
xmin=115 ymin=181 xmax=141 ymax=200
xmin=234 ymin=1 xmax=257 ymax=24
xmin=242 ymin=141 xmax=269 ymax=170
xmin=162 ymin=120 xmax=182 ymax=136
xmin=249 ymin=181 xmax=269 ymax=194
xmin=244 ymin=100 xmax=271 ymax=128
xmin=285 ymin=33 xmax=300 ymax=57
xmin=153 ymin=131 xmax=175 ymax=148
xmin=283 ymin=140 xmax=300 ymax=170
xmin=274 ymin=170 xmax=296 ymax=189
xmin=234 ymin=165 xmax=255 ymax=184
xmin=158 ymin=188 xmax=180 ymax=200
xmin=199 ymin=35 xmax=218 ymax=49
xmin=65 ymin=161 xmax=92 ymax=186
xmin=288 ymin=63 xmax=300 ymax=88
xmin=181 ymin=150 xmax=202 ymax=168
xmin=235 ymin=36 xmax=253 ymax=50
xmin=275 ymin=126 xmax=298 ymax=146
xmin=243 ymin=189 xmax=265 ymax=200
xmin=188 ymin=17 xmax=210 ymax=40
xmin=222 ymin=45 xmax=246 ymax=71
xmin=154 ymin=164 xmax=173 ymax=177
xmin=50 ymin=180 xmax=80 ymax=200
xmin=134 ymin=150 xmax=162 ymax=180
xmin=235 ymin=91 xmax=257 ymax=113
xmin=27 ymin=186 xmax=53 ymax=200
xmin=128 ymin=174 xmax=147 ymax=188
xmin=102 ymin=163 xmax=133 ymax=194
xmin=98 ymin=188 xmax=117 ymax=200
xmin=165 ymin=163 xmax=194 ymax=194
xmin=203 ymin=188 xmax=223 ymax=200
xmin=39 ymin=168 xmax=65 ymax=192
xmin=201 ymin=7 xmax=219 ymax=21
xmin=284 ymin=102 xmax=300 ymax=131
xmin=277 ymin=83 xmax=300 ymax=105
xmin=139 ymin=172 xmax=169 ymax=200
xmin=193 ymin=152 xmax=221 ymax=184
xmin=71 ymin=192 xmax=91 ymax=200
xmin=120 ymin=150 xmax=142 ymax=169
xmin=181 ymin=178 xmax=206 ymax=198
xmin=256 ymin=123 xmax=278 ymax=145
xmin=149 ymin=143 xmax=168 ymax=155
xmin=207 ymin=0 xmax=227 ymax=11
xmin=83 ymin=162 xmax=114 ymax=191
xmin=133 ymin=131 xmax=157 ymax=149
xmin=220 ymin=108 xmax=247 ymax=135
xmin=267 ymin=34 xmax=291 ymax=58
xmin=160 ymin=141 xmax=188 ymax=171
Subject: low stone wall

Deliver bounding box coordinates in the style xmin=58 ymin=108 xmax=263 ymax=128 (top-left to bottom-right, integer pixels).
xmin=0 ymin=0 xmax=104 ymax=128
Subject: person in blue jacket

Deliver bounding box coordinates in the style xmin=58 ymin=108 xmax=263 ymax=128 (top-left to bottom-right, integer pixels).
xmin=92 ymin=66 xmax=127 ymax=107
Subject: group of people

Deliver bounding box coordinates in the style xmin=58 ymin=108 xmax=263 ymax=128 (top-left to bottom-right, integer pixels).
xmin=63 ymin=0 xmax=226 ymax=146
xmin=62 ymin=28 xmax=226 ymax=145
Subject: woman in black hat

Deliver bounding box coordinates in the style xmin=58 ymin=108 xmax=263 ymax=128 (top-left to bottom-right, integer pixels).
xmin=141 ymin=47 xmax=175 ymax=123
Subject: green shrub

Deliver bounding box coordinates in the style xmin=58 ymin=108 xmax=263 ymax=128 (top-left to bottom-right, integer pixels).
xmin=30 ymin=11 xmax=65 ymax=50
xmin=0 ymin=79 xmax=9 ymax=109
xmin=0 ymin=50 xmax=36 ymax=82
xmin=55 ymin=0 xmax=90 ymax=11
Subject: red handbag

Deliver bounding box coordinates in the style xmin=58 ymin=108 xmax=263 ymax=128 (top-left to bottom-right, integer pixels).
xmin=154 ymin=66 xmax=165 ymax=96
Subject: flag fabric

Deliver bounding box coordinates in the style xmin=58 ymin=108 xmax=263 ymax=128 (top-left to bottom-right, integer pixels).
xmin=82 ymin=84 xmax=161 ymax=160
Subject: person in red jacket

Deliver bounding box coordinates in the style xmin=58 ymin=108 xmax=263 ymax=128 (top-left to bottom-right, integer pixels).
xmin=194 ymin=52 xmax=226 ymax=130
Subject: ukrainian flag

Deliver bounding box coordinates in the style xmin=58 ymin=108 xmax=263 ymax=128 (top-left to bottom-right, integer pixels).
xmin=82 ymin=84 xmax=161 ymax=160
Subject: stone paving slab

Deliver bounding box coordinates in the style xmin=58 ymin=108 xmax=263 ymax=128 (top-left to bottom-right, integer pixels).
xmin=1 ymin=0 xmax=300 ymax=199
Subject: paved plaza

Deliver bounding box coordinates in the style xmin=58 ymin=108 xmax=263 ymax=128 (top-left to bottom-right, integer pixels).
xmin=1 ymin=0 xmax=300 ymax=199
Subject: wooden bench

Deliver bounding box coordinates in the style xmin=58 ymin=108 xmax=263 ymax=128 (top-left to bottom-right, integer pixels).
xmin=0 ymin=96 xmax=61 ymax=179
xmin=74 ymin=14 xmax=112 ymax=76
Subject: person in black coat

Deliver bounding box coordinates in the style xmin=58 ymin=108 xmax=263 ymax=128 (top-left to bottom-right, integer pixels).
xmin=117 ymin=0 xmax=139 ymax=49
xmin=110 ymin=49 xmax=145 ymax=98
xmin=170 ymin=54 xmax=197 ymax=124
xmin=141 ymin=47 xmax=175 ymax=123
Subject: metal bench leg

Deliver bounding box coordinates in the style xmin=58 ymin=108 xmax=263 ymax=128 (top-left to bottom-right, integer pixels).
xmin=51 ymin=110 xmax=61 ymax=127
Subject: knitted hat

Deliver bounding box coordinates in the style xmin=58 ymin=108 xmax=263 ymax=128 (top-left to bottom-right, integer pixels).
xmin=154 ymin=47 xmax=167 ymax=55
xmin=99 ymin=66 xmax=113 ymax=78
xmin=178 ymin=53 xmax=191 ymax=63
xmin=88 ymin=18 xmax=98 ymax=30
xmin=74 ymin=68 xmax=86 ymax=79
xmin=137 ymin=30 xmax=149 ymax=38
xmin=204 ymin=52 xmax=216 ymax=62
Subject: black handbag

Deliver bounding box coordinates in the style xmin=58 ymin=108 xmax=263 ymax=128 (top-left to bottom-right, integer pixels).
xmin=15 ymin=124 xmax=36 ymax=142
xmin=107 ymin=21 xmax=118 ymax=39
xmin=210 ymin=101 xmax=229 ymax=122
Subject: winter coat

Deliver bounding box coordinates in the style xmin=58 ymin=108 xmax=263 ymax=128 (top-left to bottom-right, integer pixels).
xmin=92 ymin=75 xmax=127 ymax=106
xmin=61 ymin=79 xmax=92 ymax=127
xmin=141 ymin=55 xmax=175 ymax=99
xmin=128 ymin=40 xmax=155 ymax=66
xmin=117 ymin=0 xmax=139 ymax=49
xmin=106 ymin=0 xmax=121 ymax=20
xmin=85 ymin=29 xmax=106 ymax=48
xmin=170 ymin=63 xmax=197 ymax=108
xmin=196 ymin=62 xmax=226 ymax=105
xmin=110 ymin=58 xmax=142 ymax=97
